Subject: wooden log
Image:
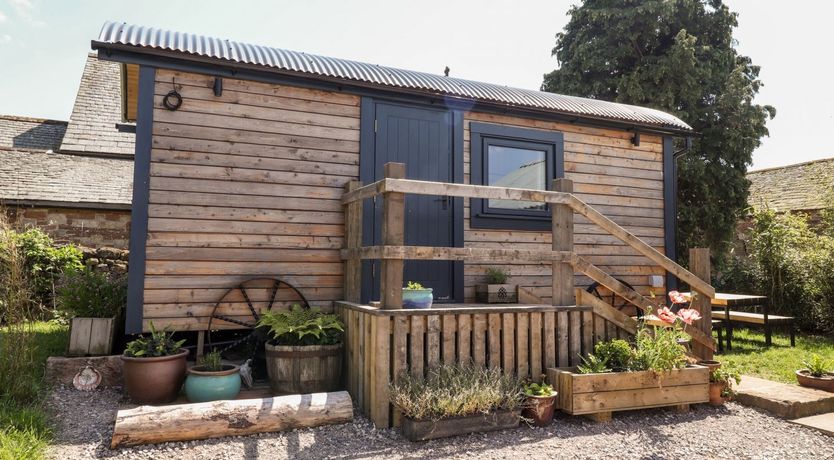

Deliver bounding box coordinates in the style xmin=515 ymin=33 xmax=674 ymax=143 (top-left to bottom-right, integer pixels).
xmin=552 ymin=178 xmax=575 ymax=306
xmin=689 ymin=248 xmax=713 ymax=360
xmin=379 ymin=163 xmax=405 ymax=309
xmin=110 ymin=391 xmax=354 ymax=448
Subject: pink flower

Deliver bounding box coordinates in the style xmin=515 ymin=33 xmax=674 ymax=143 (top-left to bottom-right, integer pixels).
xmin=676 ymin=308 xmax=702 ymax=325
xmin=656 ymin=306 xmax=677 ymax=324
xmin=668 ymin=290 xmax=688 ymax=305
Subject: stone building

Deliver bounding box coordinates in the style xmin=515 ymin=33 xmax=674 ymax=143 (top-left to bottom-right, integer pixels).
xmin=0 ymin=54 xmax=134 ymax=248
xmin=747 ymin=157 xmax=834 ymax=217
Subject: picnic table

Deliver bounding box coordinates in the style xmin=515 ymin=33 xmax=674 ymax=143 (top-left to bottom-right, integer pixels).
xmin=683 ymin=292 xmax=794 ymax=349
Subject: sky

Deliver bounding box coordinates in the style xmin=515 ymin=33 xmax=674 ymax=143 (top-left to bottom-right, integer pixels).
xmin=0 ymin=0 xmax=830 ymax=170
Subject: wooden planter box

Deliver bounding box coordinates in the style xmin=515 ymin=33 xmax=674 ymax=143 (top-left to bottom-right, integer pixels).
xmin=475 ymin=284 xmax=518 ymax=304
xmin=68 ymin=317 xmax=116 ymax=356
xmin=401 ymin=410 xmax=520 ymax=441
xmin=548 ymin=365 xmax=709 ymax=421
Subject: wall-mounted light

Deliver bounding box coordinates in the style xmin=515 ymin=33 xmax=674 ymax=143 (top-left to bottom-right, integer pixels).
xmin=631 ymin=131 xmax=641 ymax=147
xmin=213 ymin=77 xmax=223 ymax=97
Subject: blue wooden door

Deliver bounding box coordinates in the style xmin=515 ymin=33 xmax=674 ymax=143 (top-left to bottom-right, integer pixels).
xmin=362 ymin=102 xmax=458 ymax=303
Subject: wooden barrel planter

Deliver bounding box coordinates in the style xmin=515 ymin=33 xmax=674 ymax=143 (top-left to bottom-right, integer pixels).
xmin=265 ymin=343 xmax=343 ymax=394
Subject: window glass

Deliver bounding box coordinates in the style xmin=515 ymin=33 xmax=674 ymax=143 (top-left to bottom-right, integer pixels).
xmin=487 ymin=145 xmax=547 ymax=210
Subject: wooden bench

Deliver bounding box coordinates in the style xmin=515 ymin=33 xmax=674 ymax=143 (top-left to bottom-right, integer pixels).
xmin=684 ymin=292 xmax=795 ymax=349
xmin=711 ymin=310 xmax=795 ymax=348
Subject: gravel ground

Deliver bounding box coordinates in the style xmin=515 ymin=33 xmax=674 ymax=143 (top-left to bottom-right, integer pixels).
xmin=46 ymin=386 xmax=834 ymax=460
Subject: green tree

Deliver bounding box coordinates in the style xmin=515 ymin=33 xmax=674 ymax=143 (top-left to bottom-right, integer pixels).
xmin=542 ymin=0 xmax=775 ymax=262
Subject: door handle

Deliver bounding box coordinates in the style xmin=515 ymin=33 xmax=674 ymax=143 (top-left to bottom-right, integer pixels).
xmin=434 ymin=196 xmax=449 ymax=210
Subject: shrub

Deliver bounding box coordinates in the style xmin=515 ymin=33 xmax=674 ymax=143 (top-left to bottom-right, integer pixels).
xmin=593 ymin=339 xmax=633 ymax=371
xmin=632 ymin=325 xmax=687 ymax=374
xmin=124 ymin=323 xmax=186 ymax=357
xmin=197 ymin=350 xmax=224 ymax=372
xmin=576 ymin=353 xmax=611 ymax=374
xmin=3 ymin=228 xmax=82 ymax=310
xmin=56 ymin=268 xmax=126 ymax=318
xmin=389 ymin=363 xmax=524 ymax=421
xmin=257 ymin=305 xmax=344 ymax=346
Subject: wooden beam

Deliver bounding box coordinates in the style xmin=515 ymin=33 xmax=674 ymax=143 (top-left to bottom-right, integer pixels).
xmin=568 ymin=195 xmax=715 ymax=298
xmin=341 ymin=179 xmax=385 ymax=204
xmin=552 ymin=178 xmax=575 ymax=306
xmin=379 ymin=163 xmax=405 ymax=309
xmin=343 ymin=180 xmax=363 ymax=303
xmin=111 ymin=392 xmax=353 ymax=448
xmin=689 ymin=248 xmax=713 ymax=360
xmin=340 ymin=245 xmax=573 ymax=263
xmin=384 ymin=178 xmax=572 ymax=204
xmin=576 ymin=288 xmax=638 ymax=335
xmin=572 ymin=255 xmax=715 ymax=351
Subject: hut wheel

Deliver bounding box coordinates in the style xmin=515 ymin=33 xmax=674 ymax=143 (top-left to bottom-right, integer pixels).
xmin=206 ymin=277 xmax=310 ymax=377
xmin=585 ymin=279 xmax=642 ymax=319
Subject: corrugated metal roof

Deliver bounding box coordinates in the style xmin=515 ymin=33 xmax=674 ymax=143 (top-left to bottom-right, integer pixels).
xmin=93 ymin=21 xmax=693 ymax=132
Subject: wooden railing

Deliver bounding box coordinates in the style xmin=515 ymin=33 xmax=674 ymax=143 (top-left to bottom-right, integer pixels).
xmin=341 ymin=162 xmax=715 ymax=354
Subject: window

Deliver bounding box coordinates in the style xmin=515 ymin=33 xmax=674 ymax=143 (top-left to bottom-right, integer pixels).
xmin=470 ymin=122 xmax=564 ymax=230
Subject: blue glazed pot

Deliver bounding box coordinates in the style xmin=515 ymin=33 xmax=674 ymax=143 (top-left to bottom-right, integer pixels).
xmin=184 ymin=364 xmax=241 ymax=403
xmin=403 ymin=288 xmax=433 ymax=309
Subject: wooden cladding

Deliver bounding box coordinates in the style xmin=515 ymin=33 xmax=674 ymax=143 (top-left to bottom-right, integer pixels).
xmin=336 ymin=302 xmax=635 ymax=428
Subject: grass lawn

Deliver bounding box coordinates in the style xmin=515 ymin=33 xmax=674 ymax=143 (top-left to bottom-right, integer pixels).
xmin=0 ymin=321 xmax=68 ymax=460
xmin=716 ymin=327 xmax=834 ymax=384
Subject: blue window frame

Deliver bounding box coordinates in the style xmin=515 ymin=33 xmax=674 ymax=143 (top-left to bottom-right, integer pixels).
xmin=470 ymin=122 xmax=564 ymax=231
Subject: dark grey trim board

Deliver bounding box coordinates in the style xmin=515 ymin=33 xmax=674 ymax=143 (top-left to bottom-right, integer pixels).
xmin=452 ymin=110 xmax=464 ymax=304
xmin=663 ymin=136 xmax=678 ymax=292
xmin=469 ymin=122 xmax=564 ymax=231
xmin=95 ymin=46 xmax=695 ymax=138
xmin=125 ymin=65 xmax=155 ymax=334
xmin=1 ymin=200 xmax=131 ymax=211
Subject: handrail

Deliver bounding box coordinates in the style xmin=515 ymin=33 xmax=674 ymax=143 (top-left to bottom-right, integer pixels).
xmin=341 ymin=176 xmax=715 ymax=299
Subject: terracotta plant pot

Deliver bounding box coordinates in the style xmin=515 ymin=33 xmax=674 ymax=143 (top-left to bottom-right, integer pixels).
xmin=184 ymin=364 xmax=241 ymax=403
xmin=796 ymin=370 xmax=834 ymax=392
xmin=522 ymin=394 xmax=557 ymax=427
xmin=708 ymin=382 xmax=726 ymax=405
xmin=121 ymin=349 xmax=188 ymax=404
xmin=698 ymin=360 xmax=722 ymax=373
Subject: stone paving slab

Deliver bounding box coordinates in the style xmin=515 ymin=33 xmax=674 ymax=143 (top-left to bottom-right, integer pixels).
xmin=790 ymin=413 xmax=834 ymax=436
xmin=735 ymin=375 xmax=834 ymax=419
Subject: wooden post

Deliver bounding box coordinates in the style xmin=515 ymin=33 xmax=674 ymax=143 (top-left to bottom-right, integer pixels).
xmin=343 ymin=180 xmax=363 ymax=303
xmin=380 ymin=163 xmax=406 ymax=309
xmin=552 ymin=178 xmax=574 ymax=306
xmin=689 ymin=248 xmax=713 ymax=360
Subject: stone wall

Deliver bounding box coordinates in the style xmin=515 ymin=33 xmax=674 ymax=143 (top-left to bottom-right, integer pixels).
xmin=7 ymin=206 xmax=131 ymax=249
xmin=80 ymin=246 xmax=129 ymax=276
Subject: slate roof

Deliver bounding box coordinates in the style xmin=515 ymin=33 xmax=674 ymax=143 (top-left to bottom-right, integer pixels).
xmin=92 ymin=21 xmax=693 ymax=134
xmin=59 ymin=53 xmax=135 ymax=156
xmin=0 ymin=147 xmax=132 ymax=208
xmin=747 ymin=158 xmax=834 ymax=212
xmin=0 ymin=115 xmax=67 ymax=151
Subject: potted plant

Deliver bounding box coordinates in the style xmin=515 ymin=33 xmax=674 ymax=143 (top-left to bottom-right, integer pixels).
xmin=402 ymin=281 xmax=433 ymax=309
xmin=121 ymin=323 xmax=188 ymax=404
xmin=390 ymin=363 xmax=524 ymax=441
xmin=709 ymin=365 xmax=741 ymax=405
xmin=476 ymin=267 xmax=518 ymax=304
xmin=796 ymin=354 xmax=834 ymax=392
xmin=551 ymin=296 xmax=709 ymax=421
xmin=184 ymin=350 xmax=241 ymax=403
xmin=258 ymin=305 xmax=344 ymax=394
xmin=522 ymin=381 xmax=557 ymax=427
xmin=57 ymin=267 xmax=127 ymax=356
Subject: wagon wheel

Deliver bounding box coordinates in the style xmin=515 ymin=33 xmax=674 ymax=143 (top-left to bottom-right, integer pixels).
xmin=207 ymin=277 xmax=310 ymax=379
xmin=585 ymin=279 xmax=642 ymax=319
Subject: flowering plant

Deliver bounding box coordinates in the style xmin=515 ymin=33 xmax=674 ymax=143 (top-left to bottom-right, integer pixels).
xmin=658 ymin=291 xmax=702 ymax=327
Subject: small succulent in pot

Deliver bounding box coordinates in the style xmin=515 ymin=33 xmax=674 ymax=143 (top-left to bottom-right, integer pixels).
xmin=121 ymin=323 xmax=189 ymax=404
xmin=184 ymin=350 xmax=241 ymax=403
xmin=796 ymin=354 xmax=834 ymax=392
xmin=402 ymin=281 xmax=433 ymax=309
xmin=522 ymin=380 xmax=557 ymax=427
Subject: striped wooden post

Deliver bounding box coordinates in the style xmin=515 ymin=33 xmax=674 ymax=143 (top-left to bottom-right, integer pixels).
xmin=380 ymin=163 xmax=405 ymax=309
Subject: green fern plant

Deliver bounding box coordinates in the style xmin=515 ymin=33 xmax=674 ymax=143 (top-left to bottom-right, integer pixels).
xmin=803 ymin=354 xmax=833 ymax=377
xmin=257 ymin=305 xmax=344 ymax=346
